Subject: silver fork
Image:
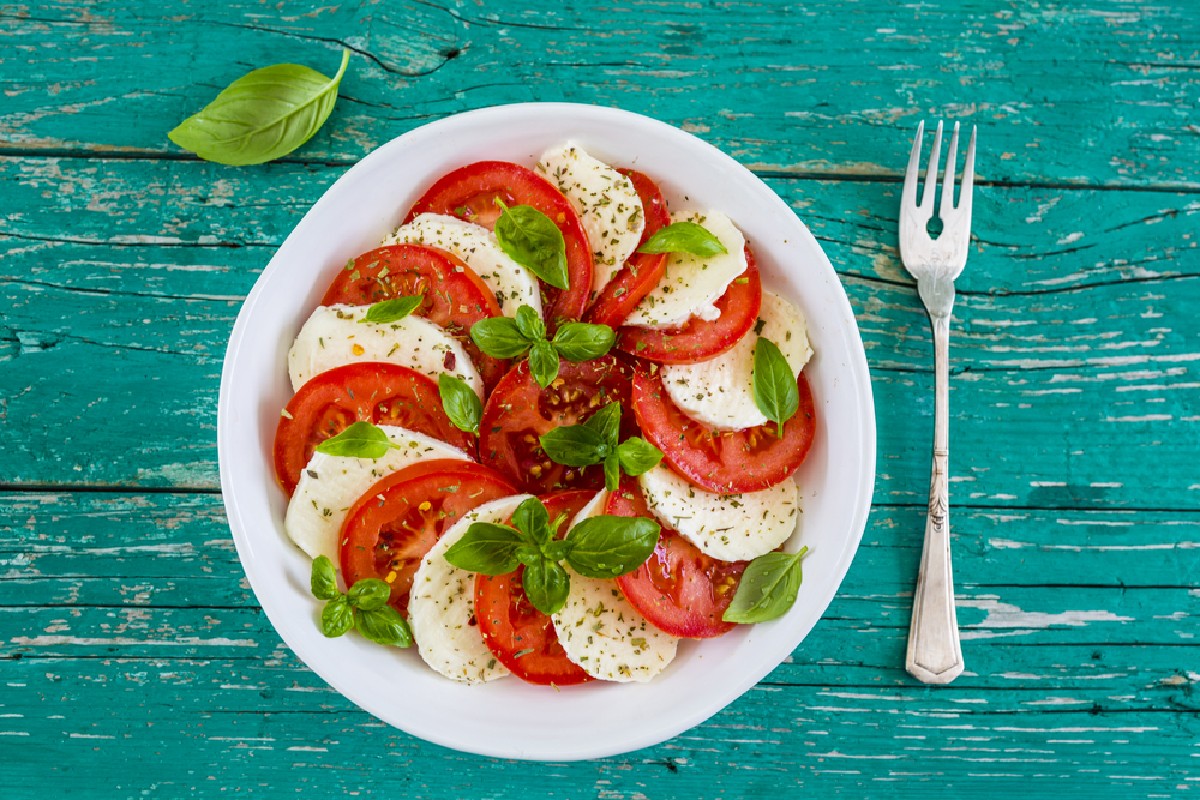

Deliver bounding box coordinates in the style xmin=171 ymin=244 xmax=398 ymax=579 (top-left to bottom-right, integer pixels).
xmin=899 ymin=120 xmax=976 ymax=684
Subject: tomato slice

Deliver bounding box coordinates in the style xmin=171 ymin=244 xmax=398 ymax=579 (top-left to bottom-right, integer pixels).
xmin=632 ymin=365 xmax=816 ymax=494
xmin=405 ymin=161 xmax=593 ymax=329
xmin=272 ymin=363 xmax=474 ymax=496
xmin=478 ymin=355 xmax=637 ymax=494
xmin=474 ymin=490 xmax=595 ymax=686
xmin=339 ymin=460 xmax=517 ymax=613
xmin=606 ymin=478 xmax=747 ymax=638
xmin=320 ymin=244 xmax=507 ymax=389
xmin=616 ymin=247 xmax=763 ymax=364
xmin=584 ymin=169 xmax=670 ymax=328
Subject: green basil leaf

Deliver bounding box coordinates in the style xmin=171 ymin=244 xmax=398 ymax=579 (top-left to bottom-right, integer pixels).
xmin=565 ymin=515 xmax=661 ymax=579
xmin=636 ymin=221 xmax=728 ymax=257
xmin=722 ymin=548 xmax=809 ymax=624
xmin=347 ymin=578 xmax=391 ymax=611
xmin=168 ymin=49 xmax=350 ymax=167
xmin=603 ymin=452 xmax=620 ymax=492
xmin=310 ymin=555 xmax=339 ymax=600
xmin=551 ymin=322 xmax=616 ymax=362
xmin=539 ymin=424 xmax=608 ymax=467
xmin=616 ymin=437 xmax=664 ymax=477
xmin=354 ymin=606 xmax=413 ymax=648
xmin=512 ymin=496 xmax=550 ymax=545
xmin=320 ymin=596 xmax=354 ymax=638
xmin=582 ymin=402 xmax=621 ymax=448
xmin=515 ymin=544 xmax=542 ymax=567
xmin=471 ymin=316 xmax=533 ymax=359
xmin=438 ymin=373 xmax=482 ymax=435
xmin=494 ymin=204 xmax=570 ymax=289
xmin=443 ymin=522 xmax=524 ymax=575
xmin=528 ymin=340 xmax=560 ymax=388
xmin=522 ymin=558 xmax=571 ymax=615
xmin=752 ymin=337 xmax=800 ymax=437
xmin=542 ymin=537 xmax=574 ymax=563
xmin=514 ymin=304 xmax=547 ymax=342
xmin=359 ymin=295 xmax=422 ymax=325
xmin=314 ymin=420 xmax=393 ymax=458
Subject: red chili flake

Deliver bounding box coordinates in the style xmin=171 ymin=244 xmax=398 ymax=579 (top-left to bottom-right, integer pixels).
xmin=443 ymin=351 xmax=457 ymax=370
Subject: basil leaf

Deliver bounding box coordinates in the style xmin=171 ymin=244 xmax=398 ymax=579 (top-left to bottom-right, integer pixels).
xmin=320 ymin=596 xmax=354 ymax=638
xmin=515 ymin=304 xmax=547 ymax=342
xmin=359 ymin=295 xmax=422 ymax=325
xmin=603 ymin=452 xmax=620 ymax=492
xmin=565 ymin=515 xmax=660 ymax=579
xmin=512 ymin=496 xmax=550 ymax=545
xmin=721 ymin=548 xmax=809 ymax=624
xmin=438 ymin=373 xmax=482 ymax=435
xmin=494 ymin=204 xmax=569 ymax=289
xmin=347 ymin=578 xmax=391 ymax=611
xmin=551 ymin=322 xmax=616 ymax=362
xmin=523 ymin=558 xmax=571 ymax=615
xmin=528 ymin=340 xmax=560 ymax=388
xmin=539 ymin=424 xmax=608 ymax=467
xmin=616 ymin=437 xmax=664 ymax=477
xmin=471 ymin=316 xmax=533 ymax=359
xmin=636 ymin=221 xmax=728 ymax=257
xmin=314 ymin=421 xmax=393 ymax=458
xmin=443 ymin=522 xmax=524 ymax=575
xmin=310 ymin=555 xmax=339 ymax=600
xmin=582 ymin=402 xmax=621 ymax=448
xmin=354 ymin=606 xmax=413 ymax=648
xmin=515 ymin=544 xmax=542 ymax=567
xmin=752 ymin=337 xmax=800 ymax=437
xmin=168 ymin=49 xmax=350 ymax=167
xmin=542 ymin=537 xmax=574 ymax=563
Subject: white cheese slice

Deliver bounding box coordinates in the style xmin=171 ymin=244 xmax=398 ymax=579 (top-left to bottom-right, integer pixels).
xmin=287 ymin=303 xmax=482 ymax=395
xmin=623 ymin=210 xmax=747 ymax=329
xmin=284 ymin=426 xmax=470 ymax=563
xmin=551 ymin=490 xmax=679 ymax=682
xmin=536 ymin=142 xmax=644 ymax=297
xmin=409 ymin=494 xmax=530 ymax=684
xmin=662 ymin=290 xmax=813 ymax=430
xmin=385 ymin=213 xmax=541 ymax=317
xmin=638 ymin=464 xmax=799 ymax=562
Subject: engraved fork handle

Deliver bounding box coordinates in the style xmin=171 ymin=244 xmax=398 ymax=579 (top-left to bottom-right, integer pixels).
xmin=906 ymin=311 xmax=965 ymax=684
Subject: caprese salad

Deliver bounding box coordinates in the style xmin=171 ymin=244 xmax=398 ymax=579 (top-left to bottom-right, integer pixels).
xmin=274 ymin=142 xmax=818 ymax=686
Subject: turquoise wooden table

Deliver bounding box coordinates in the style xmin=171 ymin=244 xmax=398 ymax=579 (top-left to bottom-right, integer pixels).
xmin=2 ymin=1 xmax=1197 ymax=797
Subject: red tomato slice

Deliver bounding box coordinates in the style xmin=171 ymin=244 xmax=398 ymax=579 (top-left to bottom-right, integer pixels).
xmin=584 ymin=169 xmax=671 ymax=328
xmin=320 ymin=244 xmax=507 ymax=389
xmin=616 ymin=247 xmax=763 ymax=364
xmin=339 ymin=460 xmax=517 ymax=613
xmin=474 ymin=490 xmax=595 ymax=686
xmin=405 ymin=161 xmax=593 ymax=329
xmin=631 ymin=365 xmax=817 ymax=494
xmin=606 ymin=478 xmax=747 ymax=638
xmin=272 ymin=363 xmax=474 ymax=496
xmin=478 ymin=355 xmax=637 ymax=494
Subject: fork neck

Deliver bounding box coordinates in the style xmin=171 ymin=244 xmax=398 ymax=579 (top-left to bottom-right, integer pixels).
xmin=931 ymin=312 xmax=951 ymax=458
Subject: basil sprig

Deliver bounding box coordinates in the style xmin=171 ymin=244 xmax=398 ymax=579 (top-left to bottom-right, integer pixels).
xmin=470 ymin=305 xmax=615 ymax=388
xmin=538 ymin=403 xmax=663 ymax=491
xmin=752 ymin=337 xmax=800 ymax=437
xmin=169 ymin=49 xmax=350 ymax=166
xmin=438 ymin=373 xmax=482 ymax=435
xmin=443 ymin=496 xmax=660 ymax=615
xmin=636 ymin=221 xmax=727 ymax=257
xmin=359 ymin=295 xmax=422 ymax=325
xmin=314 ymin=421 xmax=400 ymax=459
xmin=310 ymin=555 xmax=412 ymax=646
xmin=494 ymin=201 xmax=570 ymax=290
xmin=721 ymin=547 xmax=810 ymax=624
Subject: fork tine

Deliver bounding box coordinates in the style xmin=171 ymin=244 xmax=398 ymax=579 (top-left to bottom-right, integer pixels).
xmin=920 ymin=121 xmax=943 ymax=210
xmin=901 ymin=120 xmax=925 ymax=211
xmin=940 ymin=121 xmax=961 ymax=216
xmin=958 ymin=125 xmax=977 ymax=215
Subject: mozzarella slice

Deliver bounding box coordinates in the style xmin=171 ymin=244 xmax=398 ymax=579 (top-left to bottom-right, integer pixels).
xmin=287 ymin=303 xmax=481 ymax=395
xmin=409 ymin=494 xmax=530 ymax=683
xmin=536 ymin=143 xmax=644 ymax=296
xmin=551 ymin=490 xmax=680 ymax=683
xmin=284 ymin=426 xmax=470 ymax=562
xmin=638 ymin=464 xmax=799 ymax=561
xmin=385 ymin=213 xmax=541 ymax=316
xmin=623 ymin=210 xmax=747 ymax=329
xmin=662 ymin=290 xmax=813 ymax=430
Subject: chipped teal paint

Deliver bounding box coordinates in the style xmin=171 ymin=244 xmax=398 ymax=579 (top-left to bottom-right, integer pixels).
xmin=0 ymin=1 xmax=1198 ymax=798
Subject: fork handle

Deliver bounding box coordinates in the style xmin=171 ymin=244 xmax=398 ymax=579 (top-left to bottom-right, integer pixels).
xmin=906 ymin=313 xmax=965 ymax=684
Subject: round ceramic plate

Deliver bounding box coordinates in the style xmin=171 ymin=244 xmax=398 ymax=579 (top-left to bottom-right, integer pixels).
xmin=218 ymin=103 xmax=875 ymax=761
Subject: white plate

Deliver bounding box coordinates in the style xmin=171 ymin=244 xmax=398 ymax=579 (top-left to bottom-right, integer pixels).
xmin=218 ymin=103 xmax=875 ymax=761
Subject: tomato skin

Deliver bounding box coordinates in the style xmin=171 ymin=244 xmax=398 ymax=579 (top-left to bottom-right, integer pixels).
xmin=616 ymin=248 xmax=763 ymax=364
xmin=339 ymin=460 xmax=517 ymax=613
xmin=272 ymin=363 xmax=474 ymax=496
xmin=474 ymin=490 xmax=595 ymax=686
xmin=320 ymin=244 xmax=507 ymax=389
xmin=631 ymin=366 xmax=817 ymax=494
xmin=405 ymin=161 xmax=593 ymax=329
xmin=606 ymin=479 xmax=747 ymax=638
xmin=584 ymin=169 xmax=670 ymax=328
